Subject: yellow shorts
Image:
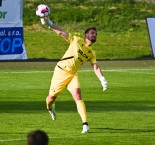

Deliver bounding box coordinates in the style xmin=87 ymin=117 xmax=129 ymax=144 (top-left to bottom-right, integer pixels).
xmin=49 ymin=65 xmax=80 ymax=96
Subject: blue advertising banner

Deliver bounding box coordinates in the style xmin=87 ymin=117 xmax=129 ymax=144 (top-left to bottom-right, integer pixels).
xmin=0 ymin=27 xmax=24 ymax=55
xmin=0 ymin=0 xmax=27 ymax=60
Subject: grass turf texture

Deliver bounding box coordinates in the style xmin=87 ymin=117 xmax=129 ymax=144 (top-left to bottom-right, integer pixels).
xmin=24 ymin=30 xmax=151 ymax=59
xmin=0 ymin=60 xmax=155 ymax=145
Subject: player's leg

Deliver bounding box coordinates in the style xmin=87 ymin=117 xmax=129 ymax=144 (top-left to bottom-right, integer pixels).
xmin=46 ymin=95 xmax=56 ymax=110
xmin=67 ymin=74 xmax=89 ymax=133
xmin=71 ymin=88 xmax=87 ymax=123
xmin=70 ymin=88 xmax=89 ymax=133
xmin=47 ymin=66 xmax=72 ymax=120
xmin=46 ymin=66 xmax=60 ymax=120
xmin=46 ymin=95 xmax=57 ymax=120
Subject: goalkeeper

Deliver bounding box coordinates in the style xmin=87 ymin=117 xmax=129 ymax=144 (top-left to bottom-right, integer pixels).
xmin=40 ymin=17 xmax=108 ymax=133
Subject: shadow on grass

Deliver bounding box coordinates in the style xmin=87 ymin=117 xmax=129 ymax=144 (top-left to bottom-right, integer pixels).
xmin=0 ymin=100 xmax=155 ymax=113
xmin=90 ymin=127 xmax=155 ymax=133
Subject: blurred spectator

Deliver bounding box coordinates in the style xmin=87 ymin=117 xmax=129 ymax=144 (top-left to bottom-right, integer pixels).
xmin=27 ymin=130 xmax=49 ymax=145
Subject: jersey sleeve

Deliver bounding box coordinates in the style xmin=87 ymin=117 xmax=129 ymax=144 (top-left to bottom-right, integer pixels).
xmin=67 ymin=33 xmax=74 ymax=43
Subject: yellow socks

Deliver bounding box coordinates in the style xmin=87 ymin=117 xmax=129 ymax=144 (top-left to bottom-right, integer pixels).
xmin=75 ymin=100 xmax=87 ymax=123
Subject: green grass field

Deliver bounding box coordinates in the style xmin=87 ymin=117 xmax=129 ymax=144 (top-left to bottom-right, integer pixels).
xmin=0 ymin=60 xmax=155 ymax=145
xmin=24 ymin=30 xmax=151 ymax=59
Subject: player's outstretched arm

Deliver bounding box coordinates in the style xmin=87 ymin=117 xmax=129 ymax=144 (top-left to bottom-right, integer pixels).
xmin=40 ymin=17 xmax=69 ymax=40
xmin=50 ymin=24 xmax=69 ymax=40
xmin=92 ymin=63 xmax=108 ymax=91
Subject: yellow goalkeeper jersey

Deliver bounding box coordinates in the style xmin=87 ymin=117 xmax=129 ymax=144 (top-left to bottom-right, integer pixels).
xmin=57 ymin=34 xmax=97 ymax=73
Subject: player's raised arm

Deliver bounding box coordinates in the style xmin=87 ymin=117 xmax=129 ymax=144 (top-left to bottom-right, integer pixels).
xmin=51 ymin=24 xmax=69 ymax=40
xmin=36 ymin=4 xmax=69 ymax=40
xmin=41 ymin=17 xmax=69 ymax=40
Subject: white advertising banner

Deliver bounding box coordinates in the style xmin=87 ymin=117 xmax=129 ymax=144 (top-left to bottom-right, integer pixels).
xmin=0 ymin=0 xmax=27 ymax=60
xmin=146 ymin=17 xmax=155 ymax=58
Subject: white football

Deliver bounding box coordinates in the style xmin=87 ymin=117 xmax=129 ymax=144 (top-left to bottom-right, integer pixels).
xmin=36 ymin=4 xmax=50 ymax=18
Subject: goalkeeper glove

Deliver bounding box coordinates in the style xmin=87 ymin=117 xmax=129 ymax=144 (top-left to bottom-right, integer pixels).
xmin=40 ymin=17 xmax=53 ymax=27
xmin=99 ymin=76 xmax=108 ymax=91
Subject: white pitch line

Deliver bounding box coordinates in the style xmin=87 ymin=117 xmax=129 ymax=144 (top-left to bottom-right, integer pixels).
xmin=0 ymin=71 xmax=52 ymax=74
xmin=0 ymin=138 xmax=25 ymax=142
xmin=0 ymin=68 xmax=155 ymax=74
xmin=0 ymin=135 xmax=89 ymax=142
xmin=0 ymin=132 xmax=152 ymax=142
xmin=0 ymin=134 xmax=100 ymax=142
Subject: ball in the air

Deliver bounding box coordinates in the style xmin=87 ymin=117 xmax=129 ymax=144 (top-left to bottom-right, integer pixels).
xmin=36 ymin=4 xmax=50 ymax=18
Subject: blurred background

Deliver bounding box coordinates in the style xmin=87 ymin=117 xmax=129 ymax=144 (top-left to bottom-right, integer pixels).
xmin=23 ymin=0 xmax=155 ymax=60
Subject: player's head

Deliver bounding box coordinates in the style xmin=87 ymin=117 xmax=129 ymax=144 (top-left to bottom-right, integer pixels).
xmin=27 ymin=130 xmax=49 ymax=145
xmin=85 ymin=27 xmax=97 ymax=43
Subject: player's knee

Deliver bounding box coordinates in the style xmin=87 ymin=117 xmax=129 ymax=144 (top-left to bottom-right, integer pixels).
xmin=74 ymin=94 xmax=82 ymax=101
xmin=71 ymin=88 xmax=82 ymax=101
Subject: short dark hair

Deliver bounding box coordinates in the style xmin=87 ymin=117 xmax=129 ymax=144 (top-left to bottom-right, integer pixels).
xmin=85 ymin=27 xmax=97 ymax=34
xmin=27 ymin=130 xmax=49 ymax=145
